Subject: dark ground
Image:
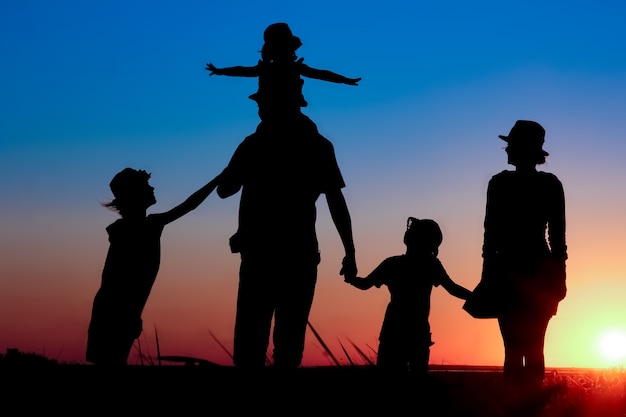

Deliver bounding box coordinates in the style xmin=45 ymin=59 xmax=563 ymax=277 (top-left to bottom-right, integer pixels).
xmin=2 ymin=364 xmax=625 ymax=417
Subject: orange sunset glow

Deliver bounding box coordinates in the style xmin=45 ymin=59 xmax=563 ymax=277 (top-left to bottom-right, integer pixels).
xmin=2 ymin=1 xmax=626 ymax=370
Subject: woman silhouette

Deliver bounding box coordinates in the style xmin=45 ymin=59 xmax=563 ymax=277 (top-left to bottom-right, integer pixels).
xmin=464 ymin=120 xmax=567 ymax=390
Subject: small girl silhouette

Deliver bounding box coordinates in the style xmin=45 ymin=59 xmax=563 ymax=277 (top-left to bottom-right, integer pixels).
xmin=86 ymin=168 xmax=221 ymax=365
xmin=206 ymin=22 xmax=361 ymax=109
xmin=345 ymin=217 xmax=471 ymax=374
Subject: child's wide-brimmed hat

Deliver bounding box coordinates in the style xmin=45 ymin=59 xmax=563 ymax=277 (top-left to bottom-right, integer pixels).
xmin=499 ymin=120 xmax=549 ymax=156
xmin=263 ymin=22 xmax=302 ymax=51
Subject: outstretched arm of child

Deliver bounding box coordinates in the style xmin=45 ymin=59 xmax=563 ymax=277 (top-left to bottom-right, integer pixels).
xmin=344 ymin=275 xmax=375 ymax=290
xmin=300 ymin=61 xmax=361 ymax=85
xmin=441 ymin=275 xmax=472 ymax=300
xmin=206 ymin=62 xmax=261 ymax=77
xmin=155 ymin=172 xmax=222 ymax=226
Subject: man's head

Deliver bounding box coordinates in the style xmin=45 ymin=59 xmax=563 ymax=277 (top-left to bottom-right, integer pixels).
xmin=253 ymin=95 xmax=302 ymax=122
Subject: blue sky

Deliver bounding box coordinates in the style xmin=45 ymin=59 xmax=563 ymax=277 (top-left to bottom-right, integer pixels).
xmin=2 ymin=1 xmax=626 ymax=366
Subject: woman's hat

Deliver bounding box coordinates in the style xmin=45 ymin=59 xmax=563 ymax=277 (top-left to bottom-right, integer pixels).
xmin=263 ymin=22 xmax=302 ymax=51
xmin=499 ymin=120 xmax=549 ymax=156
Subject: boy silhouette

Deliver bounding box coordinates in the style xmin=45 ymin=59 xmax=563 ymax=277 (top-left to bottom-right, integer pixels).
xmin=86 ymin=168 xmax=221 ymax=365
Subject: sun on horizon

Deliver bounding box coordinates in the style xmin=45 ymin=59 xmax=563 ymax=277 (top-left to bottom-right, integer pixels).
xmin=596 ymin=328 xmax=626 ymax=368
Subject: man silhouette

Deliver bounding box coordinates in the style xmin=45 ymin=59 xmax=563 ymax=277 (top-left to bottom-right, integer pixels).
xmin=217 ymin=92 xmax=357 ymax=369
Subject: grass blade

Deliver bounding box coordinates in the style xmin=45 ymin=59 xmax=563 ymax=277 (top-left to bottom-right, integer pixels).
xmin=307 ymin=321 xmax=341 ymax=367
xmin=338 ymin=339 xmax=355 ymax=366
xmin=345 ymin=336 xmax=376 ymax=366
xmin=208 ymin=330 xmax=234 ymax=362
xmin=155 ymin=325 xmax=161 ymax=366
xmin=135 ymin=338 xmax=145 ymax=366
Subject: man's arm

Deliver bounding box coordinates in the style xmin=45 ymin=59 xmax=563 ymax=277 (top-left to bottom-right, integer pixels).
xmin=325 ymin=188 xmax=357 ymax=279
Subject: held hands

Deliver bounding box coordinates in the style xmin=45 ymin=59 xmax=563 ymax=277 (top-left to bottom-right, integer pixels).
xmin=340 ymin=254 xmax=357 ymax=282
xmin=343 ymin=275 xmax=357 ymax=285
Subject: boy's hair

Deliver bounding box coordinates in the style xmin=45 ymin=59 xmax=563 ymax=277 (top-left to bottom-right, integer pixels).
xmin=103 ymin=168 xmax=151 ymax=212
xmin=403 ymin=217 xmax=443 ymax=254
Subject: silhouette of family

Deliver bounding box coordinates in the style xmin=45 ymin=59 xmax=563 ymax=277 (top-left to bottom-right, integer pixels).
xmin=86 ymin=22 xmax=567 ymax=393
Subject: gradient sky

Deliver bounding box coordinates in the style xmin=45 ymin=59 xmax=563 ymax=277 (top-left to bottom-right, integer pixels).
xmin=2 ymin=0 xmax=626 ymax=368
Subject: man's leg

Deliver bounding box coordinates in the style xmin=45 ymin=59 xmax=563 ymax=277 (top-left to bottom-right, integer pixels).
xmin=376 ymin=340 xmax=407 ymax=372
xmin=272 ymin=262 xmax=317 ymax=368
xmin=233 ymin=258 xmax=275 ymax=368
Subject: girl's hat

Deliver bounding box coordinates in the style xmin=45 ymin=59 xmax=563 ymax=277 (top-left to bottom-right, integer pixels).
xmin=499 ymin=120 xmax=549 ymax=156
xmin=263 ymin=22 xmax=302 ymax=51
